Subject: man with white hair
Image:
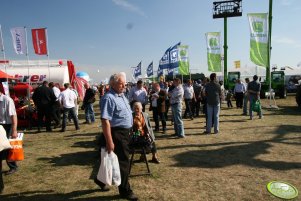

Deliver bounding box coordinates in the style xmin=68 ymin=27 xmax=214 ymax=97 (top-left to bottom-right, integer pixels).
xmin=94 ymin=72 xmax=138 ymax=201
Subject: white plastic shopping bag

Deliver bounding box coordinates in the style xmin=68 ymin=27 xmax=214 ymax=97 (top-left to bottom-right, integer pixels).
xmin=96 ymin=148 xmax=121 ymax=186
xmin=111 ymin=151 xmax=121 ymax=186
xmin=97 ymin=148 xmax=113 ymax=185
xmin=0 ymin=125 xmax=12 ymax=152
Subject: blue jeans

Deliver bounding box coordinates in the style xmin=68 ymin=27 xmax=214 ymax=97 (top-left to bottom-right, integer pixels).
xmin=62 ymin=107 xmax=80 ymax=130
xmin=249 ymin=95 xmax=262 ymax=119
xmin=84 ymin=103 xmax=95 ymax=123
xmin=206 ymin=104 xmax=220 ymax=133
xmin=184 ymin=99 xmax=193 ymax=118
xmin=171 ymin=103 xmax=185 ymax=137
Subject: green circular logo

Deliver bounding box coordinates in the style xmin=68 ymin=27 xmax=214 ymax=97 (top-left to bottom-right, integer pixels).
xmin=180 ymin=49 xmax=186 ymax=57
xmin=267 ymin=181 xmax=298 ymax=200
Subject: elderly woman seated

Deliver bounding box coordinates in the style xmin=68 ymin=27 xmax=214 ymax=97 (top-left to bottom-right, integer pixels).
xmin=132 ymin=101 xmax=160 ymax=164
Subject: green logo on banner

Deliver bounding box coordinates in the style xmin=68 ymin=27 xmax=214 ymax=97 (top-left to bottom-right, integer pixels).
xmin=209 ymin=38 xmax=218 ymax=47
xmin=180 ymin=49 xmax=186 ymax=57
xmin=252 ymin=21 xmax=263 ymax=32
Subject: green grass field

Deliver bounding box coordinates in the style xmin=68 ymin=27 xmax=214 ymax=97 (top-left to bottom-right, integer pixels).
xmin=1 ymin=95 xmax=300 ymax=201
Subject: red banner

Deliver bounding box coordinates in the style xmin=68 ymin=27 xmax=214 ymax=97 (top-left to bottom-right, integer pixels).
xmin=31 ymin=28 xmax=47 ymax=55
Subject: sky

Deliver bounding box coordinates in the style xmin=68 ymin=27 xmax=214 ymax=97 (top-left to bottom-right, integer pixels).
xmin=1 ymin=0 xmax=301 ymax=82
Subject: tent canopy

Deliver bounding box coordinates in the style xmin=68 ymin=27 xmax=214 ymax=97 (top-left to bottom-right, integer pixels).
xmin=0 ymin=70 xmax=14 ymax=79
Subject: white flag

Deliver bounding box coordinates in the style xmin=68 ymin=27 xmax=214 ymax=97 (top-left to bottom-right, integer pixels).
xmin=10 ymin=27 xmax=27 ymax=55
xmin=0 ymin=25 xmax=4 ymax=51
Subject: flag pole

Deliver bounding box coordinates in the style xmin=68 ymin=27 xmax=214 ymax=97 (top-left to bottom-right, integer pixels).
xmin=24 ymin=26 xmax=31 ymax=100
xmin=45 ymin=28 xmax=50 ymax=81
xmin=0 ymin=25 xmax=8 ymax=83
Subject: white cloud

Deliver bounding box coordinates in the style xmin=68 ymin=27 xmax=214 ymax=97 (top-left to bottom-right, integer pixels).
xmin=280 ymin=0 xmax=295 ymax=6
xmin=273 ymin=36 xmax=301 ymax=47
xmin=111 ymin=0 xmax=147 ymax=17
xmin=76 ymin=63 xmax=133 ymax=83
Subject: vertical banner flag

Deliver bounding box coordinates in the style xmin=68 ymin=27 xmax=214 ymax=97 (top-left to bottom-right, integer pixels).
xmin=159 ymin=47 xmax=171 ymax=70
xmin=178 ymin=45 xmax=190 ymax=75
xmin=206 ymin=32 xmax=221 ymax=72
xmin=134 ymin=62 xmax=142 ymax=78
xmin=31 ymin=28 xmax=48 ymax=55
xmin=147 ymin=61 xmax=153 ymax=77
xmin=0 ymin=25 xmax=4 ymax=51
xmin=169 ymin=42 xmax=181 ymax=69
xmin=10 ymin=27 xmax=27 ymax=55
xmin=157 ymin=66 xmax=163 ymax=77
xmin=167 ymin=68 xmax=174 ymax=76
xmin=248 ymin=13 xmax=268 ymax=67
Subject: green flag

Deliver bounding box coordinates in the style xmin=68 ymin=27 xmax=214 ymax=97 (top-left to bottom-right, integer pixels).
xmin=248 ymin=13 xmax=268 ymax=67
xmin=178 ymin=45 xmax=189 ymax=75
xmin=206 ymin=32 xmax=221 ymax=72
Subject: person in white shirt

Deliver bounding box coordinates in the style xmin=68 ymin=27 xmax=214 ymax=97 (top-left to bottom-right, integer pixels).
xmin=234 ymin=79 xmax=246 ymax=108
xmin=0 ymin=91 xmax=18 ymax=192
xmin=128 ymin=80 xmax=148 ymax=112
xmin=58 ymin=83 xmax=80 ymax=132
xmin=48 ymin=82 xmax=61 ymax=128
xmin=183 ymin=79 xmax=195 ymax=120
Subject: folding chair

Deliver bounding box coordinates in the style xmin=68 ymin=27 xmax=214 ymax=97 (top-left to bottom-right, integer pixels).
xmin=129 ymin=145 xmax=151 ymax=177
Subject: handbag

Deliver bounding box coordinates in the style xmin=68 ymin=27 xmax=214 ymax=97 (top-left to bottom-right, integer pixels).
xmin=129 ymin=130 xmax=153 ymax=148
xmin=251 ymin=100 xmax=261 ymax=113
xmin=0 ymin=125 xmax=12 ymax=152
xmin=7 ymin=139 xmax=24 ymax=161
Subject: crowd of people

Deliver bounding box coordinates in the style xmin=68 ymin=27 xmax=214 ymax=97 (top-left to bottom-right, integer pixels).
xmin=0 ymin=72 xmax=263 ymax=200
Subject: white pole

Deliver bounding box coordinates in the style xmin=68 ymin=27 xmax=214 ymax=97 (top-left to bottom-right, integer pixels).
xmin=0 ymin=25 xmax=8 ymax=83
xmin=45 ymin=28 xmax=50 ymax=81
xmin=24 ymin=26 xmax=31 ymax=99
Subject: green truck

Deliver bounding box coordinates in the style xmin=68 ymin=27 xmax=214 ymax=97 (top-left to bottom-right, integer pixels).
xmin=227 ymin=71 xmax=240 ymax=91
xmin=263 ymin=70 xmax=287 ymax=98
xmin=227 ymin=71 xmax=286 ymax=98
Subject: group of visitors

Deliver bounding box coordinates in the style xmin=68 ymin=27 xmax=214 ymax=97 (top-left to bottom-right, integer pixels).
xmin=31 ymin=81 xmax=97 ymax=133
xmin=0 ymin=70 xmax=264 ymax=201
xmin=128 ymin=78 xmax=185 ymax=138
xmin=226 ymin=76 xmax=262 ymax=119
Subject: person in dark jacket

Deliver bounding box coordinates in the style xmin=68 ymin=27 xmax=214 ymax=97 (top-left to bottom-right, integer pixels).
xmin=149 ymin=82 xmax=167 ymax=133
xmin=32 ymin=81 xmax=57 ymax=132
xmin=48 ymin=82 xmax=61 ymax=128
xmin=82 ymin=83 xmax=96 ymax=124
xmin=204 ymin=73 xmax=221 ymax=134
